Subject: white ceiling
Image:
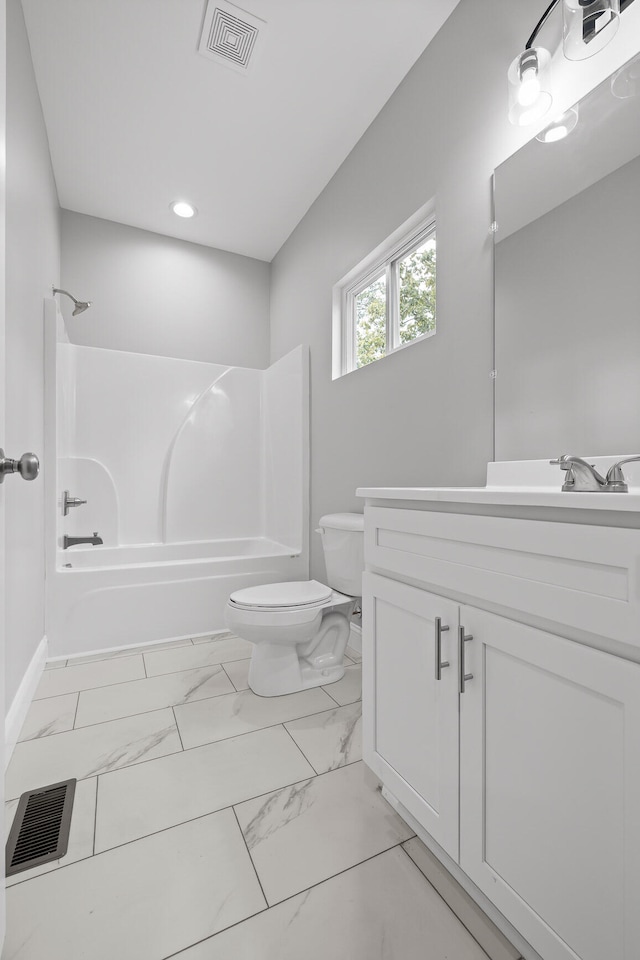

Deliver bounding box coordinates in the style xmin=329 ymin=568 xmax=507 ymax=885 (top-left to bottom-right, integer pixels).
xmin=21 ymin=0 xmax=461 ymax=261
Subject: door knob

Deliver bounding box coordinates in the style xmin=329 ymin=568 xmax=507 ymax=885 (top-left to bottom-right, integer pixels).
xmin=0 ymin=450 xmax=40 ymax=483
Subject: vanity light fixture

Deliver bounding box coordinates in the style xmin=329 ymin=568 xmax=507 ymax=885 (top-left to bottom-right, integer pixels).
xmin=563 ymin=0 xmax=620 ymax=60
xmin=508 ymin=0 xmax=622 ymax=125
xmin=508 ymin=45 xmax=554 ymax=126
xmin=170 ymin=201 xmax=197 ymax=218
xmin=536 ymin=104 xmax=579 ymax=141
xmin=508 ymin=0 xmax=558 ymax=126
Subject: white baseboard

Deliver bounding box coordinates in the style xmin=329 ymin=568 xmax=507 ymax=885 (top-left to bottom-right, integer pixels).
xmin=60 ymin=629 xmax=221 ymax=665
xmin=348 ymin=621 xmax=362 ymax=654
xmin=5 ymin=636 xmax=48 ymax=769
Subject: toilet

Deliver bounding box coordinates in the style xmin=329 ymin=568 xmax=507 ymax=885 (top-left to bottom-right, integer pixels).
xmin=225 ymin=513 xmax=364 ymax=697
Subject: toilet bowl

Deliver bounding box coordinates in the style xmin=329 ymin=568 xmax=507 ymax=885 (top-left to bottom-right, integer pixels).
xmin=225 ymin=512 xmax=364 ymax=697
xmin=225 ymin=580 xmax=356 ymax=697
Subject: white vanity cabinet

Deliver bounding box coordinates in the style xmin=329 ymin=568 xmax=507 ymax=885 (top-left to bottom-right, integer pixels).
xmin=363 ymin=573 xmax=460 ymax=858
xmin=459 ymin=606 xmax=640 ymax=960
xmin=360 ymin=497 xmax=640 ymax=960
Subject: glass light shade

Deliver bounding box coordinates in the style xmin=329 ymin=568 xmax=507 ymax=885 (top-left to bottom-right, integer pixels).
xmin=563 ymin=0 xmax=620 ymax=61
xmin=611 ymin=52 xmax=640 ymax=99
xmin=508 ymin=48 xmax=553 ymax=126
xmin=536 ymin=105 xmax=579 ymax=142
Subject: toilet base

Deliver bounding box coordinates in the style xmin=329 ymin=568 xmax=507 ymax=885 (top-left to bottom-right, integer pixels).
xmin=248 ymin=649 xmax=345 ymax=697
xmin=247 ymin=609 xmax=352 ymax=697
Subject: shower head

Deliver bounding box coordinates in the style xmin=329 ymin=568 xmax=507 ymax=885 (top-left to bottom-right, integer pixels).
xmin=52 ymin=287 xmax=92 ymax=316
xmin=72 ymin=300 xmax=91 ymax=316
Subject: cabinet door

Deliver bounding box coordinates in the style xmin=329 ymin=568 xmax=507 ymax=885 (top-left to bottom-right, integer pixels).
xmin=363 ymin=572 xmax=460 ymax=859
xmin=459 ymin=606 xmax=640 ymax=960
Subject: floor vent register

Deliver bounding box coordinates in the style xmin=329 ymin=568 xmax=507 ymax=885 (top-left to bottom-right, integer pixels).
xmin=5 ymin=779 xmax=76 ymax=877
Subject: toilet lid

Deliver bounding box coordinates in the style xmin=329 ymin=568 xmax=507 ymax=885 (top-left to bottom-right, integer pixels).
xmin=229 ymin=579 xmax=333 ymax=609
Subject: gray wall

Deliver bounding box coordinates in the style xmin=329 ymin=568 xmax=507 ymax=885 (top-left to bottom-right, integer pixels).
xmin=270 ymin=0 xmax=639 ymax=581
xmin=5 ymin=0 xmax=60 ymax=707
xmin=61 ymin=211 xmax=271 ymax=368
xmin=270 ymin=0 xmax=527 ymax=580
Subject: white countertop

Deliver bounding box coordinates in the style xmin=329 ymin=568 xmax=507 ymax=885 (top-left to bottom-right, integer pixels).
xmin=356 ymin=457 xmax=640 ymax=513
xmin=356 ymin=485 xmax=640 ymax=511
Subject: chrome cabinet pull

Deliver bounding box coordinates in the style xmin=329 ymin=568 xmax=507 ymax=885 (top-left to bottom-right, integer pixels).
xmin=459 ymin=626 xmax=474 ymax=694
xmin=435 ymin=617 xmax=450 ymax=680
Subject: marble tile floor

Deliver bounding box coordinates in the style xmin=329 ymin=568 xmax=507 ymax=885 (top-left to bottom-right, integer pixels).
xmin=3 ymin=633 xmax=520 ymax=960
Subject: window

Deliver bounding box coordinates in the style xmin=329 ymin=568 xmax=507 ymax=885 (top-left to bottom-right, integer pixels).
xmin=333 ymin=205 xmax=436 ymax=378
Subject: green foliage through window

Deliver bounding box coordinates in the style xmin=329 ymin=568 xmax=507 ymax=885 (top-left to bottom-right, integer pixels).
xmin=399 ymin=238 xmax=436 ymax=345
xmin=356 ymin=275 xmax=386 ymax=368
xmin=352 ymin=232 xmax=436 ymax=370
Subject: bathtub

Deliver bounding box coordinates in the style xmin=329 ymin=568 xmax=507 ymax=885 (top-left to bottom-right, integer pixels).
xmin=48 ymin=538 xmax=305 ymax=658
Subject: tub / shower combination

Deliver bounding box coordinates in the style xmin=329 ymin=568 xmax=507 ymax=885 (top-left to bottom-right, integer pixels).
xmin=44 ymin=303 xmax=309 ymax=658
xmin=52 ymin=538 xmax=303 ymax=656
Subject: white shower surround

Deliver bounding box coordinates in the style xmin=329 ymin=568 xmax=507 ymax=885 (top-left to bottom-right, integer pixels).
xmin=45 ymin=303 xmax=309 ymax=657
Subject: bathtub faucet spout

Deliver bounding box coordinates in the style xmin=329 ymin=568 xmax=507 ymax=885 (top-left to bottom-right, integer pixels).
xmin=63 ymin=532 xmax=103 ymax=549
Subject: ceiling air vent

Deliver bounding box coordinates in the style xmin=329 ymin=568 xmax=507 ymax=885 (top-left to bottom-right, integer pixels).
xmin=198 ymin=1 xmax=266 ymax=74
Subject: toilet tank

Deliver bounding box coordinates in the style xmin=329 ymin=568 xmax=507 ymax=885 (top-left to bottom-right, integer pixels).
xmin=317 ymin=513 xmax=365 ymax=597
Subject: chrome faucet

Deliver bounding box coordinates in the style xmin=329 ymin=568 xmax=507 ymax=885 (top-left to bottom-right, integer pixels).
xmin=550 ymin=456 xmax=607 ymax=492
xmin=550 ymin=455 xmax=640 ymax=492
xmin=63 ymin=532 xmax=103 ymax=549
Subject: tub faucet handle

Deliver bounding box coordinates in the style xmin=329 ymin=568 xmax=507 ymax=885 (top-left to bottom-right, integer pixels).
xmin=62 ymin=490 xmax=87 ymax=515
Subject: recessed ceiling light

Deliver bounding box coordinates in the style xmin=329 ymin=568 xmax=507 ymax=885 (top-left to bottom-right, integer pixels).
xmin=171 ymin=201 xmax=197 ymax=218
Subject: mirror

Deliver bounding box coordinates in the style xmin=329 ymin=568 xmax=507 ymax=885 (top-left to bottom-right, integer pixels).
xmin=494 ymin=51 xmax=640 ymax=461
